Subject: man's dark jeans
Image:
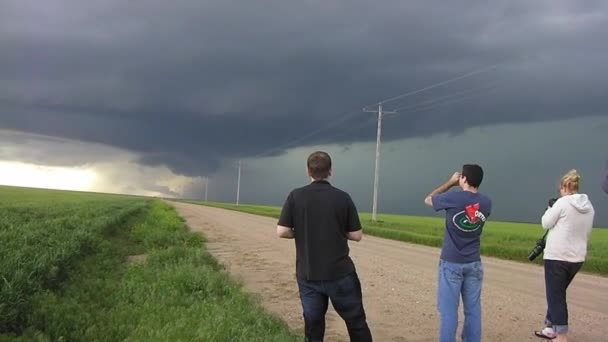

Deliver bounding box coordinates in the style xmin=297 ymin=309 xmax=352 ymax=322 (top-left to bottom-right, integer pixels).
xmin=544 ymin=259 xmax=584 ymax=334
xmin=297 ymin=271 xmax=372 ymax=342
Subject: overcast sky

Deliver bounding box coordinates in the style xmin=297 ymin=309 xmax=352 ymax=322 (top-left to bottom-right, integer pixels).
xmin=1 ymin=0 xmax=607 ymax=225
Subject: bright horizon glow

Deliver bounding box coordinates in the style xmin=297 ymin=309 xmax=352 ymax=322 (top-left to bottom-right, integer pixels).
xmin=0 ymin=161 xmax=97 ymax=192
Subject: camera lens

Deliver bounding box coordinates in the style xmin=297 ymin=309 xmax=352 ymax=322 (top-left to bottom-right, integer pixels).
xmin=528 ymin=244 xmax=543 ymax=261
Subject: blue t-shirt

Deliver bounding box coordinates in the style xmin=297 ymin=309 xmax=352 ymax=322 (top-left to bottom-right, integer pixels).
xmin=432 ymin=190 xmax=492 ymax=263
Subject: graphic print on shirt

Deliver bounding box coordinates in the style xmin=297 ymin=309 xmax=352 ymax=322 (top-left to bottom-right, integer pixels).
xmin=452 ymin=202 xmax=487 ymax=232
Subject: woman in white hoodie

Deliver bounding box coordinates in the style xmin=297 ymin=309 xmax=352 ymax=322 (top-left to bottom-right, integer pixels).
xmin=534 ymin=170 xmax=595 ymax=342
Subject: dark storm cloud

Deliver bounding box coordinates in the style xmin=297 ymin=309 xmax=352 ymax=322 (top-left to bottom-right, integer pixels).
xmin=1 ymin=0 xmax=607 ymax=176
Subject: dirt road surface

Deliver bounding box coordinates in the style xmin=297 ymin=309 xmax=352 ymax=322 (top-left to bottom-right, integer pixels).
xmin=171 ymin=202 xmax=608 ymax=341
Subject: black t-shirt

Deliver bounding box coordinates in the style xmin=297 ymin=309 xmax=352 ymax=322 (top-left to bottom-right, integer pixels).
xmin=277 ymin=180 xmax=362 ymax=281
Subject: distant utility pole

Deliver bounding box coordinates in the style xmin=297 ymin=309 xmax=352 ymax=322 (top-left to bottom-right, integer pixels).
xmin=236 ymin=160 xmax=242 ymax=206
xmin=364 ymin=103 xmax=395 ymax=222
xmin=204 ymin=176 xmax=209 ymax=201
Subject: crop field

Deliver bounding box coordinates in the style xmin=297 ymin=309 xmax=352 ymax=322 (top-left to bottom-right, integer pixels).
xmin=0 ymin=186 xmax=297 ymax=341
xmin=188 ymin=201 xmax=608 ymax=276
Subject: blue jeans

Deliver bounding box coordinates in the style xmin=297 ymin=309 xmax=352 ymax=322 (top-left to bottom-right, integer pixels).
xmin=543 ymin=259 xmax=583 ymax=334
xmin=297 ymin=271 xmax=372 ymax=342
xmin=437 ymin=259 xmax=483 ymax=342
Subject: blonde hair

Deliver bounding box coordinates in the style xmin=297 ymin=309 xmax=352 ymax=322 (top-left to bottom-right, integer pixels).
xmin=560 ymin=169 xmax=581 ymax=193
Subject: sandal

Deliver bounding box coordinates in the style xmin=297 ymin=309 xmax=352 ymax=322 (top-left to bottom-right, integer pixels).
xmin=534 ymin=328 xmax=556 ymax=340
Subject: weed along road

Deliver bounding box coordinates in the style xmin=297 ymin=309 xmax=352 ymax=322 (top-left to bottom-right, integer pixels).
xmin=171 ymin=202 xmax=608 ymax=342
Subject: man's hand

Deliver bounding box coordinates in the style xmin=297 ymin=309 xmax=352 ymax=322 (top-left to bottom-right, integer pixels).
xmin=449 ymin=172 xmax=461 ymax=186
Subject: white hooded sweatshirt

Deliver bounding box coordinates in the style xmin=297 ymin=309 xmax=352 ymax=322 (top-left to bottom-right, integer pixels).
xmin=542 ymin=194 xmax=595 ymax=263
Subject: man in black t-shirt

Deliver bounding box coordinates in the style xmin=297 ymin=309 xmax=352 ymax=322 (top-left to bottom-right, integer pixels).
xmin=277 ymin=151 xmax=372 ymax=342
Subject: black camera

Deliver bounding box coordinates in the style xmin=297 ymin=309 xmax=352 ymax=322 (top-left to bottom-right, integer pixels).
xmin=527 ymin=198 xmax=558 ymax=261
xmin=548 ymin=198 xmax=558 ymax=208
xmin=527 ymin=237 xmax=546 ymax=261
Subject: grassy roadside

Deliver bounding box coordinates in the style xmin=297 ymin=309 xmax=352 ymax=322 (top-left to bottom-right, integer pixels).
xmin=186 ymin=201 xmax=608 ymax=276
xmin=1 ymin=187 xmax=298 ymax=341
xmin=0 ymin=187 xmax=147 ymax=334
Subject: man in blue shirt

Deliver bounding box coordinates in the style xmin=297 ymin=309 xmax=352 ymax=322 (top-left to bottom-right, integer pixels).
xmin=424 ymin=164 xmax=492 ymax=342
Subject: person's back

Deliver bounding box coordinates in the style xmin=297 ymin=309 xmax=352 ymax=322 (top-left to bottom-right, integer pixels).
xmin=542 ymin=193 xmax=595 ymax=263
xmin=424 ymin=164 xmax=491 ymax=342
xmin=535 ymin=170 xmax=594 ymax=342
xmin=276 ymin=151 xmax=372 ymax=342
xmin=286 ymin=181 xmax=358 ymax=280
xmin=437 ymin=190 xmax=492 ymax=264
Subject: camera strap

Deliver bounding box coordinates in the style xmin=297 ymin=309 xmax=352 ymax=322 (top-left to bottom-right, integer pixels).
xmin=541 ymin=229 xmax=549 ymax=240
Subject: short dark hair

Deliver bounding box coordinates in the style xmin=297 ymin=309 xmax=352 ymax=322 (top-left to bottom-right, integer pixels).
xmin=307 ymin=151 xmax=332 ymax=180
xmin=462 ymin=164 xmax=483 ymax=188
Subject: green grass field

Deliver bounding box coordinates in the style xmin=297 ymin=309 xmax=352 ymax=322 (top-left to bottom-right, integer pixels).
xmin=188 ymin=201 xmax=608 ymax=276
xmin=0 ymin=186 xmax=298 ymax=341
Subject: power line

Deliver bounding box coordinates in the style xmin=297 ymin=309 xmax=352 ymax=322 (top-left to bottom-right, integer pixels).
xmin=249 ymin=65 xmax=499 ymax=161
xmin=239 ymin=111 xmax=362 ymax=204
xmin=247 ymin=78 xmax=502 ymax=165
xmin=385 ymin=84 xmax=504 ymax=121
xmin=363 ymin=64 xmax=499 ymax=110
xmin=322 ymin=117 xmax=378 ymax=141
xmin=245 ymin=78 xmax=502 ymax=165
xmin=251 ymin=109 xmax=364 ymax=159
xmin=322 ymin=82 xmax=504 ymax=142
xmin=391 ymin=80 xmax=504 ymax=112
xmin=320 ymin=84 xmax=504 ymax=144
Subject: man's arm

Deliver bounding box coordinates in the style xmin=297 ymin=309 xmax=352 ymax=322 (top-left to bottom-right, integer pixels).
xmin=277 ymin=192 xmax=295 ymax=239
xmin=541 ymin=202 xmax=561 ymax=230
xmin=347 ymin=230 xmax=362 ymax=242
xmin=345 ymin=195 xmax=363 ymax=242
xmin=424 ymin=172 xmax=460 ymax=208
xmin=276 ymin=225 xmax=295 ymax=239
